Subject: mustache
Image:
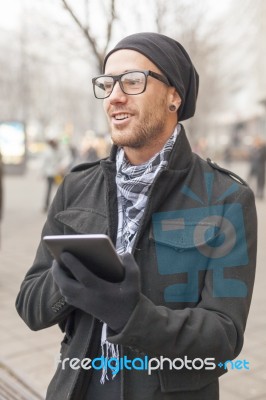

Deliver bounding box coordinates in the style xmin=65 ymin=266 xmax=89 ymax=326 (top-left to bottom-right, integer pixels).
xmin=108 ymin=106 xmax=136 ymax=114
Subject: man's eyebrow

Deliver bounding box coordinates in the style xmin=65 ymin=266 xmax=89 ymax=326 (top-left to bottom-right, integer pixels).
xmin=104 ymin=69 xmax=140 ymax=75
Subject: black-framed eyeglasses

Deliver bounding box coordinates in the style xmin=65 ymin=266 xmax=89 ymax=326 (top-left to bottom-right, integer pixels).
xmin=92 ymin=70 xmax=170 ymax=99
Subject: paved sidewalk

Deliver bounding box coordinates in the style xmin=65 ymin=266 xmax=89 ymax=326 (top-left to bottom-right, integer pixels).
xmin=0 ymin=161 xmax=265 ymax=399
xmin=0 ymin=361 xmax=43 ymax=400
xmin=0 ymin=162 xmax=62 ymax=398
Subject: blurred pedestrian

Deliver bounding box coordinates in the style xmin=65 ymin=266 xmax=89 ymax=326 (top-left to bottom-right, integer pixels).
xmin=223 ymin=145 xmax=232 ymax=166
xmin=83 ymin=145 xmax=99 ymax=162
xmin=248 ymin=136 xmax=266 ymax=199
xmin=41 ymin=138 xmax=71 ymax=212
xmin=79 ymin=132 xmax=100 ymax=163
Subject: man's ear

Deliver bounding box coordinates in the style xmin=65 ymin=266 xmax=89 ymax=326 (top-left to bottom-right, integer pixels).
xmin=168 ymin=88 xmax=182 ymax=110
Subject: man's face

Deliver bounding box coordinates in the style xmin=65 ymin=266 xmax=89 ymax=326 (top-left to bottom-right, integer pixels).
xmin=103 ymin=49 xmax=178 ymax=151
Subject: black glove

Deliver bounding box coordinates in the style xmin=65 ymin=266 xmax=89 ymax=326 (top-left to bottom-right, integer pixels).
xmin=52 ymin=252 xmax=140 ymax=332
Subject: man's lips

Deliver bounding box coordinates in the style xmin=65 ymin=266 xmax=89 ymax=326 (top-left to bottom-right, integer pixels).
xmin=110 ymin=112 xmax=134 ymax=126
xmin=111 ymin=112 xmax=132 ymax=121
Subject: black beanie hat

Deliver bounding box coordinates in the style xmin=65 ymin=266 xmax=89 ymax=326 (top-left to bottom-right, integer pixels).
xmin=103 ymin=32 xmax=199 ymax=121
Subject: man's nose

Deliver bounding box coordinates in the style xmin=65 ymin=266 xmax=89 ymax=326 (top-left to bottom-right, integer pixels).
xmin=108 ymin=81 xmax=127 ymax=102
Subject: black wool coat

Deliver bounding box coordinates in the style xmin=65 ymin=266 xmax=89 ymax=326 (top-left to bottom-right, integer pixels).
xmin=16 ymin=126 xmax=257 ymax=400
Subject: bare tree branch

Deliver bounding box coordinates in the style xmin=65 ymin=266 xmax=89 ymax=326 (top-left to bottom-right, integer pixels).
xmin=61 ymin=0 xmax=104 ymax=70
xmin=60 ymin=0 xmax=117 ymax=71
xmin=103 ymin=0 xmax=116 ymax=55
xmin=154 ymin=0 xmax=168 ymax=33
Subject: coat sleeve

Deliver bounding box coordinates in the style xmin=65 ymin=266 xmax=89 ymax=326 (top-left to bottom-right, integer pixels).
xmin=15 ymin=179 xmax=74 ymax=331
xmin=108 ymin=186 xmax=257 ymax=365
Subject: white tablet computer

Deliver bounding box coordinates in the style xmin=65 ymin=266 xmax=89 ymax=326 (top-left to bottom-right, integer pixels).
xmin=43 ymin=234 xmax=124 ymax=282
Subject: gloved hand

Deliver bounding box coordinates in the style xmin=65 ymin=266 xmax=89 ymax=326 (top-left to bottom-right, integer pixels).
xmin=52 ymin=252 xmax=140 ymax=332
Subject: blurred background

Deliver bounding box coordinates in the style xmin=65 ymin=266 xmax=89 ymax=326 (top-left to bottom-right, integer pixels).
xmin=0 ymin=0 xmax=265 ymax=169
xmin=0 ymin=1 xmax=265 ymax=399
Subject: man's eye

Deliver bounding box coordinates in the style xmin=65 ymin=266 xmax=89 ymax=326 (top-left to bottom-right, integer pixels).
xmin=103 ymin=82 xmax=113 ymax=90
xmin=124 ymin=79 xmax=141 ymax=86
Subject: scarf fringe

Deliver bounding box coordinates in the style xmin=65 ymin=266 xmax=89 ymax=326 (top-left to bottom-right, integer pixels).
xmin=100 ymin=322 xmax=119 ymax=384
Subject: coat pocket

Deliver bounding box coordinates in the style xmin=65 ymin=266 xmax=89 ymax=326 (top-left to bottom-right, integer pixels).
xmin=152 ymin=216 xmax=217 ymax=303
xmin=152 ymin=204 xmax=248 ymax=303
xmin=55 ymin=208 xmax=108 ymax=235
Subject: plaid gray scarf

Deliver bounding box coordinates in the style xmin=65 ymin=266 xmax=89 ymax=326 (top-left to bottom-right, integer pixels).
xmin=100 ymin=125 xmax=180 ymax=384
xmin=116 ymin=125 xmax=180 ymax=254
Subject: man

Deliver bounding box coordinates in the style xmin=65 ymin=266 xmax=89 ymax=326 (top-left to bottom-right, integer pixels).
xmin=16 ymin=33 xmax=257 ymax=399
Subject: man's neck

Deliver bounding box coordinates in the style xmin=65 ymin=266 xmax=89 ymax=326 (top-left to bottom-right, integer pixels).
xmin=123 ymin=126 xmax=178 ymax=165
